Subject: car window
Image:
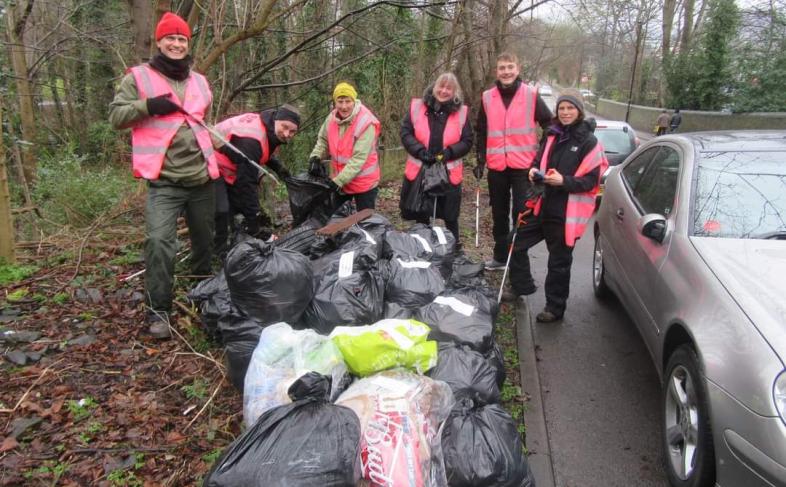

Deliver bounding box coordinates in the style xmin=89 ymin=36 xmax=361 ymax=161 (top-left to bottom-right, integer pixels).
xmin=621 ymin=147 xmax=659 ymax=191
xmin=693 ymin=149 xmax=786 ymax=238
xmin=596 ymin=129 xmax=635 ymax=154
xmin=632 ymin=146 xmax=680 ymax=216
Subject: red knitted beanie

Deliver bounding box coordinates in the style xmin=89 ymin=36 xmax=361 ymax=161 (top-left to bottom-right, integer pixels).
xmin=155 ymin=12 xmax=191 ymax=40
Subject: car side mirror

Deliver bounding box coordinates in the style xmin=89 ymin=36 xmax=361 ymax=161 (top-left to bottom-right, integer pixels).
xmin=639 ymin=214 xmax=667 ymax=243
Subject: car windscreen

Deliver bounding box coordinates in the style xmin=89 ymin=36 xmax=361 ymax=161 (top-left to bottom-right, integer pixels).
xmin=693 ymin=149 xmax=786 ymax=239
xmin=595 ymin=129 xmax=634 ymax=154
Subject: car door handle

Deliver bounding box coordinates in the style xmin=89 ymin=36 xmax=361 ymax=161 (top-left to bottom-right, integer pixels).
xmin=616 ymin=208 xmax=624 ymax=221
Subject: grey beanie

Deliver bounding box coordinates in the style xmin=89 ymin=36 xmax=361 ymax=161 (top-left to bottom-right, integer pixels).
xmin=555 ymin=91 xmax=584 ymax=117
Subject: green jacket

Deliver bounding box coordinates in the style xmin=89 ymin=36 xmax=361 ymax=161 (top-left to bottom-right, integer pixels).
xmin=309 ymin=100 xmax=378 ymax=189
xmin=108 ymin=70 xmax=210 ymax=186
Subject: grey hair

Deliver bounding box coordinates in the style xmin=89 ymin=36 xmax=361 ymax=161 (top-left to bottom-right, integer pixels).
xmin=432 ymin=72 xmax=463 ymax=104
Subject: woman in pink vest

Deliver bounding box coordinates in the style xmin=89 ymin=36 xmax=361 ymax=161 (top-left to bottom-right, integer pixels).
xmin=399 ymin=73 xmax=473 ymax=246
xmin=109 ymin=12 xmax=217 ymax=339
xmin=307 ymin=82 xmax=381 ymax=211
xmin=508 ymin=90 xmax=607 ymax=323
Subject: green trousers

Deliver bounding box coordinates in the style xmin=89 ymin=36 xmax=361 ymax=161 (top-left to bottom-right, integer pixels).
xmin=145 ymin=181 xmax=215 ymax=313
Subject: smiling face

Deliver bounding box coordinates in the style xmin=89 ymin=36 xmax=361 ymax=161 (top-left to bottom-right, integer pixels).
xmin=274 ymin=120 xmax=298 ymax=143
xmin=495 ymin=60 xmax=520 ymax=87
xmin=335 ymin=97 xmax=355 ymax=119
xmin=156 ymin=34 xmax=189 ymax=60
xmin=433 ymin=80 xmax=456 ymax=103
xmin=557 ymin=101 xmax=580 ymax=126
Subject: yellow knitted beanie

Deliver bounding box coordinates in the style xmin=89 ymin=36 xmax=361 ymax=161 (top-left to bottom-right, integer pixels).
xmin=333 ymin=82 xmax=358 ymax=102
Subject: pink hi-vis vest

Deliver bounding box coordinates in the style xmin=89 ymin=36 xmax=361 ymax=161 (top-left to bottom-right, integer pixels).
xmin=482 ymin=83 xmax=540 ymax=171
xmin=404 ymin=99 xmax=468 ymax=185
xmin=128 ymin=65 xmax=218 ymax=181
xmin=327 ymin=105 xmax=381 ymax=194
xmin=213 ymin=113 xmax=270 ymax=185
xmin=533 ymin=135 xmax=608 ymax=247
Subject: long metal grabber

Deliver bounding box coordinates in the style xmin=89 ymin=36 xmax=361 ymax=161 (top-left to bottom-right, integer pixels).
xmin=177 ymin=107 xmax=279 ymax=185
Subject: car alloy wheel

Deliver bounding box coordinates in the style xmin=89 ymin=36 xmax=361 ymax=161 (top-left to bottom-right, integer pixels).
xmin=592 ymin=234 xmax=610 ymax=299
xmin=663 ymin=345 xmax=715 ymax=487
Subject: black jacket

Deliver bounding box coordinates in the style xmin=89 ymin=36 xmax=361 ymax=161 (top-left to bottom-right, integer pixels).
xmin=475 ymin=79 xmax=553 ymax=164
xmin=218 ymin=109 xmax=286 ymax=181
xmin=400 ymin=89 xmax=473 ymax=162
xmin=535 ymin=119 xmax=601 ymax=221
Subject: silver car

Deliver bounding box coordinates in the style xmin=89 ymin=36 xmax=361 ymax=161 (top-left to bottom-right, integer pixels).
xmin=592 ymin=131 xmax=786 ymax=487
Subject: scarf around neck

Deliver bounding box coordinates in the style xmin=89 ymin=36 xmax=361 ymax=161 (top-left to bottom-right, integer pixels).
xmin=149 ymin=52 xmax=192 ymax=81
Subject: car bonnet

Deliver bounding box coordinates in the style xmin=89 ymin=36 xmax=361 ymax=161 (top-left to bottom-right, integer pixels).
xmin=691 ymin=237 xmax=786 ymax=366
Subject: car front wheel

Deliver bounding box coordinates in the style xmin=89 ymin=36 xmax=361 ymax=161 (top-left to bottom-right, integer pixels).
xmin=662 ymin=345 xmax=716 ymax=487
xmin=592 ymin=234 xmax=611 ymax=299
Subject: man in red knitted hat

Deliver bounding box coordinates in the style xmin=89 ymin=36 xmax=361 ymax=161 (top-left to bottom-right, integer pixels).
xmin=109 ymin=12 xmax=217 ymax=339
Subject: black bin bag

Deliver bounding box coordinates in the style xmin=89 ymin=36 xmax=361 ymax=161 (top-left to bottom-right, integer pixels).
xmin=382 ymin=257 xmax=445 ymax=309
xmin=300 ymin=246 xmax=385 ymax=334
xmin=383 ymin=225 xmax=456 ymax=279
xmin=225 ymin=239 xmax=313 ymax=324
xmin=187 ymin=270 xmax=231 ymax=340
xmin=204 ymin=372 xmax=361 ymax=487
xmin=415 ymin=289 xmax=495 ymax=353
xmin=284 ymin=174 xmax=338 ymax=227
xmin=428 ymin=343 xmax=500 ymax=405
xmin=218 ymin=308 xmax=265 ymax=391
xmin=442 ymin=398 xmax=536 ymax=487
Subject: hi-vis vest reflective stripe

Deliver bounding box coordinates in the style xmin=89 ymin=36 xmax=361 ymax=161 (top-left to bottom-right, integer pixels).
xmin=129 ymin=64 xmax=218 ymax=180
xmin=327 ymin=105 xmax=381 ymax=195
xmin=533 ymin=135 xmax=608 ymax=247
xmin=482 ymin=84 xmax=540 ymax=171
xmin=213 ymin=113 xmax=270 ymax=185
xmin=404 ymin=99 xmax=468 ymax=185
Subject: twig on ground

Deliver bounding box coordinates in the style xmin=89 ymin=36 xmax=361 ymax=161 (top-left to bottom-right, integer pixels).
xmin=184 ymin=379 xmax=224 ymax=432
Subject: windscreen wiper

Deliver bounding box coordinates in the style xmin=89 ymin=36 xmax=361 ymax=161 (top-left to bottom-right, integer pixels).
xmin=750 ymin=230 xmax=786 ymax=240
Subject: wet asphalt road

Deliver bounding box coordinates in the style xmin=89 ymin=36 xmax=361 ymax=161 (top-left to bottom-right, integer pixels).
xmin=518 ymin=219 xmax=671 ymax=487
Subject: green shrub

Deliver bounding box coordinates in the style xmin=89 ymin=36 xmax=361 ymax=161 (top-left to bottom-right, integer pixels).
xmin=33 ymin=146 xmax=134 ymax=227
xmin=0 ymin=262 xmax=38 ymax=285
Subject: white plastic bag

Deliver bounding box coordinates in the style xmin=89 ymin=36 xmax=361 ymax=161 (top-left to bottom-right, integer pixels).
xmin=243 ymin=322 xmax=347 ymax=426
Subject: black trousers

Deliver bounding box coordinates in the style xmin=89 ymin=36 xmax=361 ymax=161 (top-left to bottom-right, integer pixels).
xmin=336 ymin=187 xmax=378 ymax=211
xmin=510 ymin=217 xmax=575 ymax=316
xmin=488 ymin=168 xmax=530 ymax=262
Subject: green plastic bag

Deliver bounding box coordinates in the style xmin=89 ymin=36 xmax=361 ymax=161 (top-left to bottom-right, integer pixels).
xmin=330 ymin=319 xmax=438 ymax=376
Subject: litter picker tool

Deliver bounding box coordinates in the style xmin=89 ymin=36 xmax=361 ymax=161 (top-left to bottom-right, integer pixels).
xmin=474 ymin=185 xmax=480 ymax=248
xmin=497 ymin=209 xmax=532 ymax=304
xmin=176 ymin=104 xmax=279 ymax=185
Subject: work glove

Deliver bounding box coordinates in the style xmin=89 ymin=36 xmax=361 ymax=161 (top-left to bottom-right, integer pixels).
xmin=327 ymin=178 xmax=341 ymax=194
xmin=308 ymin=156 xmax=326 ymax=178
xmin=146 ymin=94 xmax=181 ymax=116
xmin=417 ymin=149 xmax=436 ymax=165
xmin=435 ymin=147 xmax=452 ymax=162
xmin=266 ymin=157 xmax=291 ymax=180
xmin=473 ymin=162 xmax=485 ymax=180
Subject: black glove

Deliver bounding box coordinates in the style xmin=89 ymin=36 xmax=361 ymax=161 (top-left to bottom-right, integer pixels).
xmin=435 ymin=147 xmax=452 ymax=162
xmin=266 ymin=157 xmax=291 ymax=180
xmin=327 ymin=179 xmax=341 ymax=193
xmin=417 ymin=149 xmax=436 ymax=165
xmin=308 ymin=156 xmax=326 ymax=177
xmin=473 ymin=162 xmax=485 ymax=180
xmin=146 ymin=94 xmax=181 ymax=116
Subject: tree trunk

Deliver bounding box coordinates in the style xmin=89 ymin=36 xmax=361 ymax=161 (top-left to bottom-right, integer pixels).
xmin=0 ymin=94 xmax=15 ymax=264
xmin=661 ymin=0 xmax=677 ymax=103
xmin=126 ymin=0 xmax=155 ymax=63
xmin=680 ymin=0 xmax=695 ymax=53
xmin=4 ymin=3 xmax=37 ymax=185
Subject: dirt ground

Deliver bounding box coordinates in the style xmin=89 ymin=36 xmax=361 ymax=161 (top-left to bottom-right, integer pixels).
xmin=0 ymin=167 xmax=527 ymax=486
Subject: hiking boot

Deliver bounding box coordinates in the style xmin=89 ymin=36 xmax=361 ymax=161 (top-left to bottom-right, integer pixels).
xmin=145 ymin=312 xmax=172 ymax=339
xmin=535 ymin=309 xmax=563 ymax=323
xmin=484 ymin=258 xmax=506 ymax=271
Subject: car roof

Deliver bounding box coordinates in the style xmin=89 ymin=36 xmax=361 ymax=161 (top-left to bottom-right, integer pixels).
xmin=595 ymin=120 xmax=634 ymax=130
xmin=670 ymin=131 xmax=786 ymax=152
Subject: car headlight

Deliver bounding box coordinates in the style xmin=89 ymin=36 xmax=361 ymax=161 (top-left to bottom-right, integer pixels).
xmin=774 ymin=370 xmax=786 ymax=425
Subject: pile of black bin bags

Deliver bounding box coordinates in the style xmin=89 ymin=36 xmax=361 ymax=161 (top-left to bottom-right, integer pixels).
xmin=189 ymin=209 xmax=536 ymax=487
